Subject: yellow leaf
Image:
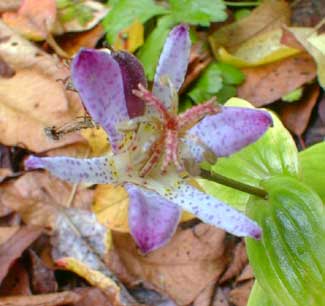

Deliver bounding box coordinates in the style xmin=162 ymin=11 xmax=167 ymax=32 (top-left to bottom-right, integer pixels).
xmin=288 ymin=27 xmax=325 ymax=88
xmin=56 ymin=257 xmax=120 ymax=297
xmin=93 ymin=184 xmax=130 ymax=232
xmin=93 ymin=183 xmax=195 ymax=233
xmin=113 ymin=20 xmax=144 ymax=53
xmin=81 ymin=127 xmax=110 ymax=156
xmin=215 ymin=29 xmax=301 ymax=68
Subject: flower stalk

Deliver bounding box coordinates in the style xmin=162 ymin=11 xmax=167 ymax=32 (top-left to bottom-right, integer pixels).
xmin=200 ymin=169 xmax=268 ymax=199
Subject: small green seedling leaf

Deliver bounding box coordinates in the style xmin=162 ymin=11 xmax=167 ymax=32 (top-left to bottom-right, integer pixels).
xmin=168 ymin=0 xmax=227 ymax=26
xmin=299 ymin=142 xmax=325 ymax=202
xmin=187 ymin=62 xmax=223 ymax=103
xmin=246 ymin=175 xmax=325 ymax=306
xmin=215 ymin=84 xmax=237 ymax=103
xmin=282 ymin=87 xmax=303 ymax=102
xmin=234 ymin=8 xmax=251 ymax=21
xmin=136 ymin=16 xmax=176 ymax=80
xmin=103 ymin=0 xmax=167 ymax=43
xmin=216 ymin=62 xmax=245 ymax=85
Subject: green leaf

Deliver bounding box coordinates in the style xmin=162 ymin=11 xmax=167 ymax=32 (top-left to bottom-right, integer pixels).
xmin=202 ymin=98 xmax=299 ymax=210
xmin=197 ymin=178 xmax=249 ymax=211
xmin=282 ymin=87 xmax=303 ymax=102
xmin=299 ymin=142 xmax=325 ymax=202
xmin=234 ymin=8 xmax=251 ymax=21
xmin=103 ymin=0 xmax=167 ymax=43
xmin=137 ymin=16 xmax=176 ymax=80
xmin=215 ymin=84 xmax=237 ymax=103
xmin=246 ymin=175 xmax=325 ymax=306
xmin=247 ymin=281 xmax=275 ymax=306
xmin=168 ymin=0 xmax=227 ymax=26
xmin=187 ymin=62 xmax=223 ymax=103
xmin=216 ymin=62 xmax=245 ymax=85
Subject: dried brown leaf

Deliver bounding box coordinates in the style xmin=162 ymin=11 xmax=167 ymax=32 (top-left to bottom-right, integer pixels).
xmin=0 ymin=1 xmax=21 ymax=13
xmin=60 ymin=24 xmax=105 ymax=57
xmin=212 ymin=288 xmax=229 ymax=306
xmin=0 ymin=172 xmax=94 ymax=228
xmin=0 ymin=291 xmax=81 ymax=306
xmin=209 ymin=0 xmax=290 ymax=54
xmin=229 ymin=280 xmax=254 ymax=306
xmin=73 ymin=288 xmax=113 ymax=306
xmin=0 ymin=261 xmax=31 ymax=296
xmin=193 ymin=280 xmax=216 ymax=306
xmin=0 ymin=21 xmax=85 ymax=152
xmin=113 ymin=224 xmax=228 ymax=305
xmin=219 ymin=241 xmax=247 ymax=284
xmin=28 ymin=250 xmax=57 ymax=294
xmin=237 ymin=53 xmax=317 ymax=106
xmin=279 ymin=84 xmax=320 ymax=136
xmin=236 ymin=265 xmax=254 ymax=284
xmin=0 ymin=226 xmax=42 ymax=283
xmin=0 ymin=226 xmax=19 ymax=244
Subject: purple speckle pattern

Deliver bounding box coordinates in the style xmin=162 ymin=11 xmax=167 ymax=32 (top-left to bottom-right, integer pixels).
xmin=25 ymin=155 xmax=118 ymax=184
xmin=113 ymin=51 xmax=147 ymax=118
xmin=125 ymin=183 xmax=181 ymax=254
xmin=152 ymin=24 xmax=191 ymax=111
xmin=71 ymin=49 xmax=129 ymax=152
xmin=164 ymin=181 xmax=262 ymax=239
xmin=185 ymin=107 xmax=273 ymax=162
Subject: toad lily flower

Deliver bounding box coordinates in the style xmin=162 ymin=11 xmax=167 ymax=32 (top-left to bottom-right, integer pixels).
xmin=25 ymin=24 xmax=272 ymax=254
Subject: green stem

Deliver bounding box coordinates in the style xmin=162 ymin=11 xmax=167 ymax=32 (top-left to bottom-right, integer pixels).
xmin=200 ymin=169 xmax=268 ymax=199
xmin=224 ymin=1 xmax=260 ymax=6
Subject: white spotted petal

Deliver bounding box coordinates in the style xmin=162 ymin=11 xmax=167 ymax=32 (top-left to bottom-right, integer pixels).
xmin=153 ymin=24 xmax=191 ymax=112
xmin=145 ymin=173 xmax=261 ymax=240
xmin=25 ymin=155 xmax=121 ymax=184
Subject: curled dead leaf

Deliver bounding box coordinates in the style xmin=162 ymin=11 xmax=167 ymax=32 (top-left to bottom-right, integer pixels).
xmin=113 ymin=224 xmax=228 ymax=305
xmin=237 ymin=53 xmax=317 ymax=106
xmin=0 ymin=291 xmax=81 ymax=306
xmin=0 ymin=226 xmax=42 ymax=283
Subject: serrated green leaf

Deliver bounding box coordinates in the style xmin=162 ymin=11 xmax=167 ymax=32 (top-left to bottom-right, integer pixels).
xmin=299 ymin=142 xmax=325 ymax=202
xmin=216 ymin=62 xmax=245 ymax=85
xmin=246 ymin=176 xmax=325 ymax=306
xmin=188 ymin=62 xmax=223 ymax=103
xmin=247 ymin=281 xmax=275 ymax=306
xmin=204 ymin=98 xmax=298 ymax=210
xmin=215 ymin=84 xmax=237 ymax=103
xmin=137 ymin=16 xmax=176 ymax=80
xmin=168 ymin=0 xmax=227 ymax=26
xmin=103 ymin=0 xmax=167 ymax=43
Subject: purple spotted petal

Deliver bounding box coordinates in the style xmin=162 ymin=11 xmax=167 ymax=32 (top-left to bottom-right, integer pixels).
xmin=113 ymin=51 xmax=147 ymax=118
xmin=25 ymin=155 xmax=119 ymax=184
xmin=71 ymin=48 xmax=129 ymax=152
xmin=125 ymin=183 xmax=181 ymax=254
xmin=153 ymin=24 xmax=191 ymax=111
xmin=165 ymin=181 xmax=261 ymax=239
xmin=185 ymin=107 xmax=273 ymax=162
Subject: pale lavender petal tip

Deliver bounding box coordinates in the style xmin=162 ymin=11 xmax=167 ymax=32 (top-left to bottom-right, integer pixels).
xmin=25 ymin=155 xmax=118 ymax=184
xmin=25 ymin=155 xmax=45 ymax=170
xmin=186 ymin=107 xmax=273 ymax=162
xmin=125 ymin=183 xmax=181 ymax=254
xmin=153 ymin=24 xmax=191 ymax=110
xmin=164 ymin=181 xmax=262 ymax=239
